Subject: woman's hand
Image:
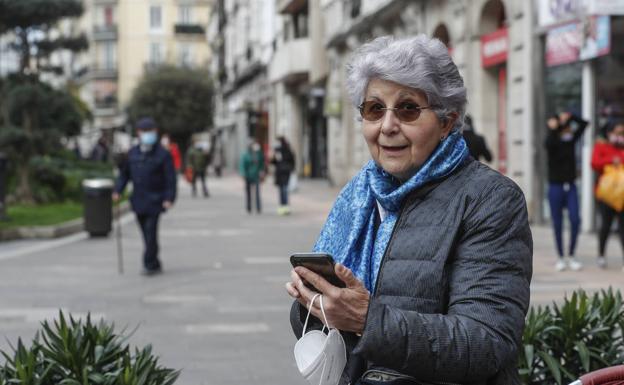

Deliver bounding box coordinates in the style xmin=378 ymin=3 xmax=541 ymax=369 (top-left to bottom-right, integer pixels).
xmin=285 ymin=263 xmax=370 ymax=334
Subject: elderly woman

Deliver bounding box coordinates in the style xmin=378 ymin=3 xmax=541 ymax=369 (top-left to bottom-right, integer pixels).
xmin=285 ymin=35 xmax=532 ymax=385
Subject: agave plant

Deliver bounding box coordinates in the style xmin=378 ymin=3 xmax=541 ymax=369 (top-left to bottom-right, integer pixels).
xmin=519 ymin=288 xmax=624 ymax=385
xmin=0 ymin=311 xmax=179 ymax=385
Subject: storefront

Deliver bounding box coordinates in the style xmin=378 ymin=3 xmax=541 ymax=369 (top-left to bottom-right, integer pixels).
xmin=537 ymin=0 xmax=624 ymax=230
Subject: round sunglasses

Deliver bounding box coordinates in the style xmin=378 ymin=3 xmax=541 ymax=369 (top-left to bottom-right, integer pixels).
xmin=358 ymin=100 xmax=434 ymax=123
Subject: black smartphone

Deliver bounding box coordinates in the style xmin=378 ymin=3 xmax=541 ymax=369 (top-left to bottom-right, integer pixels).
xmin=290 ymin=252 xmax=346 ymax=290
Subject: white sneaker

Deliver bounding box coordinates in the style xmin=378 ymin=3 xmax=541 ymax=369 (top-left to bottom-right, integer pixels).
xmin=597 ymin=257 xmax=608 ymax=269
xmin=569 ymin=258 xmax=583 ymax=271
xmin=555 ymin=259 xmax=567 ymax=272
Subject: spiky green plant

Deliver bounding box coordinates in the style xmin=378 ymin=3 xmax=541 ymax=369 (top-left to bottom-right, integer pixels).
xmin=519 ymin=288 xmax=624 ymax=384
xmin=0 ymin=311 xmax=179 ymax=385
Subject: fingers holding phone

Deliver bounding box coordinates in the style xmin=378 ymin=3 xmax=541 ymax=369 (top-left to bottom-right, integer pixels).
xmin=287 ymin=253 xmax=370 ymax=334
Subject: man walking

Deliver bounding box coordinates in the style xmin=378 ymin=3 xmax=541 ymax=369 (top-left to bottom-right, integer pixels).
xmin=113 ymin=117 xmax=177 ymax=275
xmin=186 ymin=138 xmax=210 ymax=197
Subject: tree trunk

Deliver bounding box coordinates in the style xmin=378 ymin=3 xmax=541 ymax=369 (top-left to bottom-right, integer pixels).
xmin=15 ymin=162 xmax=34 ymax=204
xmin=15 ymin=109 xmax=35 ymax=203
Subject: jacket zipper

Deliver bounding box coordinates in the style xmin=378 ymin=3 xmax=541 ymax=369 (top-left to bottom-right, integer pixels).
xmin=371 ymin=194 xmax=414 ymax=296
xmin=357 ymin=191 xmax=462 ymax=385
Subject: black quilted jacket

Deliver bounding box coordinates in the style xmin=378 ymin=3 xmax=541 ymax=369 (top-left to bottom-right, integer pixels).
xmin=290 ymin=159 xmax=533 ymax=385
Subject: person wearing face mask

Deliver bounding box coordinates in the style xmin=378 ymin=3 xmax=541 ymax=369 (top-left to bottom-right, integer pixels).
xmin=591 ymin=122 xmax=624 ymax=270
xmin=286 ymin=35 xmax=531 ymax=385
xmin=113 ymin=117 xmax=177 ymax=275
xmin=239 ymin=140 xmax=266 ymax=214
xmin=186 ymin=138 xmax=210 ymax=197
xmin=544 ymin=111 xmax=588 ymax=272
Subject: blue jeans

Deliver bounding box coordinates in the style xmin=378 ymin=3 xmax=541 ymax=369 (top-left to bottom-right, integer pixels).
xmin=245 ymin=180 xmax=261 ymax=213
xmin=279 ymin=184 xmax=289 ymax=205
xmin=136 ymin=213 xmax=161 ymax=270
xmin=548 ymin=182 xmax=580 ymax=257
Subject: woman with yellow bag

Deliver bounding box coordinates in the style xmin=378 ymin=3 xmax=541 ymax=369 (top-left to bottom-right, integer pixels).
xmin=591 ymin=122 xmax=624 ymax=270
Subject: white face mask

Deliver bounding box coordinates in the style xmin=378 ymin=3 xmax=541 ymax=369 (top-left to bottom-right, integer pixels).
xmin=294 ymin=294 xmax=347 ymax=385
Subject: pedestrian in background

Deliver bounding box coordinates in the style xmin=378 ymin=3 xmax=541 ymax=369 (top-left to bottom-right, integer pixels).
xmin=592 ymin=121 xmax=624 ymax=270
xmin=113 ymin=117 xmax=177 ymax=275
xmin=161 ymin=133 xmax=182 ymax=172
xmin=239 ymin=140 xmax=265 ymax=214
xmin=286 ymin=35 xmax=531 ymax=385
xmin=462 ymin=115 xmax=492 ymax=162
xmin=186 ymin=138 xmax=210 ymax=198
xmin=90 ymin=136 xmax=109 ymax=162
xmin=545 ymin=111 xmax=587 ymax=272
xmin=271 ymin=136 xmax=295 ymax=215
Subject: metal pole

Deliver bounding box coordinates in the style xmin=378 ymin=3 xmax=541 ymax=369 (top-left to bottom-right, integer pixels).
xmin=115 ymin=201 xmax=124 ymax=274
xmin=581 ymin=60 xmax=596 ymax=232
xmin=0 ymin=152 xmax=7 ymax=221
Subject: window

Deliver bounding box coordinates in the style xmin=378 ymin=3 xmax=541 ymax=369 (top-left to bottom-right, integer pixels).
xmin=179 ymin=43 xmax=192 ymax=67
xmin=104 ymin=41 xmax=117 ymax=70
xmin=150 ymin=5 xmax=162 ymax=30
xmin=179 ymin=5 xmax=192 ymax=24
xmin=101 ymin=41 xmax=116 ymax=69
xmin=150 ymin=42 xmax=163 ymax=64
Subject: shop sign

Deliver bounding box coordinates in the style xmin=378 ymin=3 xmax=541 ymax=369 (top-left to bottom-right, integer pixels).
xmin=537 ymin=0 xmax=582 ymax=27
xmin=545 ymin=15 xmax=610 ymax=66
xmin=481 ymin=28 xmax=508 ymax=68
xmin=586 ymin=0 xmax=624 ymax=15
xmin=538 ymin=0 xmax=624 ymax=27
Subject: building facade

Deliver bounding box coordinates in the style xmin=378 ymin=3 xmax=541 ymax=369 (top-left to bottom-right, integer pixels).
xmin=75 ymin=0 xmax=212 ymax=154
xmin=210 ymin=0 xmax=276 ymax=170
xmin=210 ymin=0 xmax=624 ymax=226
xmin=319 ymin=0 xmax=537 ymax=215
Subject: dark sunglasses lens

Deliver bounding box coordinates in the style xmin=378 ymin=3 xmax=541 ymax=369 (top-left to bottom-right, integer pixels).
xmin=361 ymin=101 xmax=385 ymax=121
xmin=396 ymin=103 xmax=421 ymax=122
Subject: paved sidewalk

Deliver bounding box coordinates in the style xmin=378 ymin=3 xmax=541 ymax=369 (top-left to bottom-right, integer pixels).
xmin=1 ymin=173 xmax=624 ymax=384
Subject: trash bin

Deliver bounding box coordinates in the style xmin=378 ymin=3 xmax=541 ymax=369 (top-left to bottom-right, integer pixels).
xmin=82 ymin=178 xmax=114 ymax=237
xmin=0 ymin=152 xmax=7 ymax=220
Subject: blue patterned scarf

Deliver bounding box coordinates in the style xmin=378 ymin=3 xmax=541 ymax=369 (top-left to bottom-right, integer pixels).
xmin=313 ymin=130 xmax=469 ymax=292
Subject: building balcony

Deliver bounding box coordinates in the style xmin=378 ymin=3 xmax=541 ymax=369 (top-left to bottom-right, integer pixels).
xmin=95 ymin=96 xmax=118 ymax=110
xmin=91 ymin=66 xmax=118 ymax=80
xmin=174 ymin=23 xmax=205 ymax=35
xmin=268 ymin=37 xmax=311 ymax=84
xmin=93 ymin=25 xmax=117 ymax=41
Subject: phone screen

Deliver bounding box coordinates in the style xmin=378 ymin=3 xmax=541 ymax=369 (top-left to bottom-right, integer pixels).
xmin=290 ymin=253 xmax=346 ymax=289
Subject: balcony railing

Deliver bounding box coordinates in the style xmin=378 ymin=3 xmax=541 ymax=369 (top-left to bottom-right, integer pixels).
xmin=91 ymin=66 xmax=118 ymax=79
xmin=93 ymin=25 xmax=118 ymax=40
xmin=95 ymin=96 xmax=118 ymax=110
xmin=174 ymin=23 xmax=205 ymax=35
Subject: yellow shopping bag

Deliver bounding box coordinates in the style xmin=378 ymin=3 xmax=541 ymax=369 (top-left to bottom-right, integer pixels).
xmin=596 ymin=164 xmax=624 ymax=212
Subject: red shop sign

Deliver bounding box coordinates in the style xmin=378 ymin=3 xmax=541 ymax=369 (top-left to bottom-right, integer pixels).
xmin=481 ymin=28 xmax=508 ymax=68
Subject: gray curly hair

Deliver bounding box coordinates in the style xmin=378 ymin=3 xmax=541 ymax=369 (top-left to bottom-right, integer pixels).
xmin=346 ymin=35 xmax=467 ymax=128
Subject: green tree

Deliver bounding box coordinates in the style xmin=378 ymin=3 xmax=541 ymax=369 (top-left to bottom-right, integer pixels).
xmin=128 ymin=66 xmax=214 ymax=145
xmin=0 ymin=0 xmax=88 ymax=202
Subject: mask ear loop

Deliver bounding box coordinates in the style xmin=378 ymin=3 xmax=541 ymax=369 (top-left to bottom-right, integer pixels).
xmin=301 ymin=293 xmax=321 ymax=338
xmin=318 ymin=295 xmax=331 ymax=332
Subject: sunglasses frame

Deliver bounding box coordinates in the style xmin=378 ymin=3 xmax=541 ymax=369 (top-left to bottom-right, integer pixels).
xmin=358 ymin=101 xmax=435 ymax=123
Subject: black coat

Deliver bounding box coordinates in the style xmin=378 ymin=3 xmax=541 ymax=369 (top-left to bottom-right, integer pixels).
xmin=271 ymin=145 xmax=295 ymax=186
xmin=291 ymin=159 xmax=533 ymax=385
xmin=544 ymin=115 xmax=588 ymax=184
xmin=115 ymin=145 xmax=177 ymax=215
xmin=463 ymin=130 xmax=492 ymax=162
